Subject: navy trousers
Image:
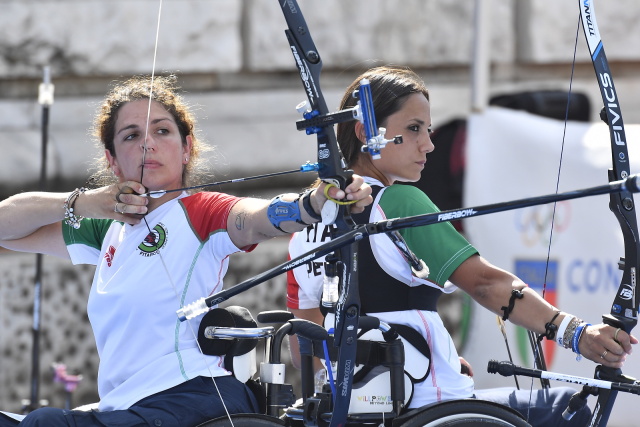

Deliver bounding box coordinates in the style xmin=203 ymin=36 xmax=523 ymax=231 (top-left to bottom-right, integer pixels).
xmin=0 ymin=376 xmax=258 ymax=427
xmin=474 ymin=386 xmax=592 ymax=427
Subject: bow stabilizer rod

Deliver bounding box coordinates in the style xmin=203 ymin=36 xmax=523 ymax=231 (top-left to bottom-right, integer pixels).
xmin=178 ymin=174 xmax=640 ymax=320
xmin=488 ymin=360 xmax=640 ymax=396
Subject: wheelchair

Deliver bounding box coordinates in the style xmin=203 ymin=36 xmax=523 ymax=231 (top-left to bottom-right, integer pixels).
xmin=195 ymin=306 xmax=530 ymax=427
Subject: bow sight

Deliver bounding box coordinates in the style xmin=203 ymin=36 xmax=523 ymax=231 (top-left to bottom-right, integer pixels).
xmin=295 ymin=79 xmax=403 ymax=159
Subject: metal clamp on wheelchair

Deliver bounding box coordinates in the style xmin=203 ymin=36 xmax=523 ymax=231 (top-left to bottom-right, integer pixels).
xmin=281 ymin=314 xmax=409 ymax=426
xmin=257 ymin=310 xmax=332 ymax=418
xmin=198 ymin=307 xmax=329 ymax=419
xmin=197 ymin=306 xmax=275 ymax=385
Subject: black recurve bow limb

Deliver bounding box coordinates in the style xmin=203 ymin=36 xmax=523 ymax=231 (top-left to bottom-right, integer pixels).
xmin=277 ymin=2 xmax=361 ymax=426
xmin=579 ymin=1 xmax=639 ymax=425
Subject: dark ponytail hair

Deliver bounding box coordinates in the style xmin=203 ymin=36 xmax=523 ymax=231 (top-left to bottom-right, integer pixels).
xmin=337 ymin=66 xmax=429 ymax=168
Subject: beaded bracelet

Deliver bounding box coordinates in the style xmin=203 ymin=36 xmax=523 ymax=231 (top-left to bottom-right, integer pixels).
xmin=63 ymin=187 xmax=86 ymax=229
xmin=540 ymin=310 xmax=561 ymax=341
xmin=572 ymin=322 xmax=591 ymax=361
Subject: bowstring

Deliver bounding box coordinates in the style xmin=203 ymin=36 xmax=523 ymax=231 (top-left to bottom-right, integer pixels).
xmin=524 ymin=10 xmax=583 ymax=416
xmin=140 ymin=1 xmax=235 ymax=423
xmin=542 ymin=13 xmax=581 ymax=307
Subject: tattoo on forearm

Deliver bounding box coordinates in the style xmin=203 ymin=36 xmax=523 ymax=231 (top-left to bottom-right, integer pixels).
xmin=235 ymin=212 xmax=246 ymax=230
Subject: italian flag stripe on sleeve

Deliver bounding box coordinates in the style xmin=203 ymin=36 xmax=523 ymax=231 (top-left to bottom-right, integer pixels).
xmin=179 ymin=192 xmax=241 ymax=242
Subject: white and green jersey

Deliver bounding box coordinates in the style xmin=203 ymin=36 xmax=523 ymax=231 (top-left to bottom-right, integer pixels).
xmin=62 ymin=192 xmax=251 ymax=411
xmin=287 ymin=177 xmax=478 ymax=408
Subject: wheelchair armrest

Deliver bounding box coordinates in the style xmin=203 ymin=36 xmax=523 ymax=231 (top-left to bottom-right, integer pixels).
xmin=257 ymin=310 xmax=294 ymax=324
xmin=203 ymin=326 xmax=275 ymax=340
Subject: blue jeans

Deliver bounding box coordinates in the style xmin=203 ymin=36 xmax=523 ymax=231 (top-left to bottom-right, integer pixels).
xmin=474 ymin=386 xmax=591 ymax=427
xmin=0 ymin=376 xmax=259 ymax=427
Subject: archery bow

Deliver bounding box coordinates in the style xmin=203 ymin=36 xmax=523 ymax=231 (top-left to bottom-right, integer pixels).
xmin=278 ymin=3 xmax=361 ymax=425
xmin=491 ymin=2 xmax=639 ymax=422
xmin=576 ymin=1 xmax=639 ymax=425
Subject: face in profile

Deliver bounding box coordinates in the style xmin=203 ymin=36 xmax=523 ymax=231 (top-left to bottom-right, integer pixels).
xmin=370 ymin=93 xmax=434 ymax=184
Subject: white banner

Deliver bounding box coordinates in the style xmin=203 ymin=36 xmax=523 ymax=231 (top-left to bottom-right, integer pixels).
xmin=462 ymin=107 xmax=640 ymax=426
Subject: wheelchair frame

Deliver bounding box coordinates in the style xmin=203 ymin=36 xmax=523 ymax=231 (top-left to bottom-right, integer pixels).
xmin=196 ymin=309 xmax=530 ymax=427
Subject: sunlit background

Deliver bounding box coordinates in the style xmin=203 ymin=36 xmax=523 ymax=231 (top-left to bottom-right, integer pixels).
xmin=1 ymin=1 xmax=639 ymax=425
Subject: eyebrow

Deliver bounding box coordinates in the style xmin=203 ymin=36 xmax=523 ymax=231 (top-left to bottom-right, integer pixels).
xmin=116 ymin=117 xmax=172 ymax=136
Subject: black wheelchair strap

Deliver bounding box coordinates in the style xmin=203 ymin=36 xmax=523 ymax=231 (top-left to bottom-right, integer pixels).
xmin=351 ymin=186 xmax=442 ymax=313
xmin=307 ymin=324 xmax=432 ymax=384
xmin=388 ymin=323 xmax=431 ymax=383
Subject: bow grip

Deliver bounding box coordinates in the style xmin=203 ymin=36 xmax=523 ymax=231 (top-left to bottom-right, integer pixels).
xmin=602 ymin=313 xmax=631 ymax=334
xmin=320 ymin=172 xmax=354 ymax=225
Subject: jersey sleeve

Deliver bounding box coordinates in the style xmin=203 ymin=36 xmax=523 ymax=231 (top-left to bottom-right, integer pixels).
xmin=380 ymin=185 xmax=478 ymax=286
xmin=180 ymin=192 xmax=256 ymax=252
xmin=62 ymin=218 xmax=113 ymax=265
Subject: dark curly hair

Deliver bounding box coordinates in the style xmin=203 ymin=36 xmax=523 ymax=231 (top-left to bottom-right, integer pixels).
xmin=91 ymin=74 xmax=210 ymax=188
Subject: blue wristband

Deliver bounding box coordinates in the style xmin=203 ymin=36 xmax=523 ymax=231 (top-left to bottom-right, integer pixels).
xmin=572 ymin=322 xmax=590 ymax=359
xmin=267 ymin=195 xmax=303 ymax=232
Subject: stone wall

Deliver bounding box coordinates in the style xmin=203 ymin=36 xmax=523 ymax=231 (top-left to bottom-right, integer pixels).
xmin=2 ymin=0 xmax=640 ymax=189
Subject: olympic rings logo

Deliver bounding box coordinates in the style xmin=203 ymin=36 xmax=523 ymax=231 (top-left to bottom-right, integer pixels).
xmin=513 ymin=202 xmax=572 ymax=248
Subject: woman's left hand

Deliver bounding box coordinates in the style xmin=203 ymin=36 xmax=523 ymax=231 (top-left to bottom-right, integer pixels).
xmin=312 ymin=174 xmax=373 ymax=216
xmin=459 ymin=357 xmax=474 ymax=377
xmin=578 ymin=323 xmax=637 ymax=368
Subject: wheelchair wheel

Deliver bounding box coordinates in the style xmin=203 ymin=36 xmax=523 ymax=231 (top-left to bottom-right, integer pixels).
xmin=196 ymin=413 xmax=285 ymax=426
xmin=396 ymin=399 xmax=531 ymax=427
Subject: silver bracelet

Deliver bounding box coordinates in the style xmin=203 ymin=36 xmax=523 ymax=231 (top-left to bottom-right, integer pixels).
xmin=555 ymin=314 xmax=574 ymax=348
xmin=562 ymin=317 xmax=583 ymax=350
xmin=63 ymin=187 xmax=86 ymax=229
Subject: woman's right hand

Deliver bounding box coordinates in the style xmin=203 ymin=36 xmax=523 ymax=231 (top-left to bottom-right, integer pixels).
xmin=79 ymin=181 xmax=148 ymax=224
xmin=577 ymin=323 xmax=637 ymax=368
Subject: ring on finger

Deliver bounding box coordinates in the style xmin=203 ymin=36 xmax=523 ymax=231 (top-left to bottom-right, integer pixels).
xmin=601 ymin=349 xmax=608 ymax=359
xmin=614 ymin=328 xmax=621 ymax=343
xmin=114 ymin=202 xmax=125 ymax=214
